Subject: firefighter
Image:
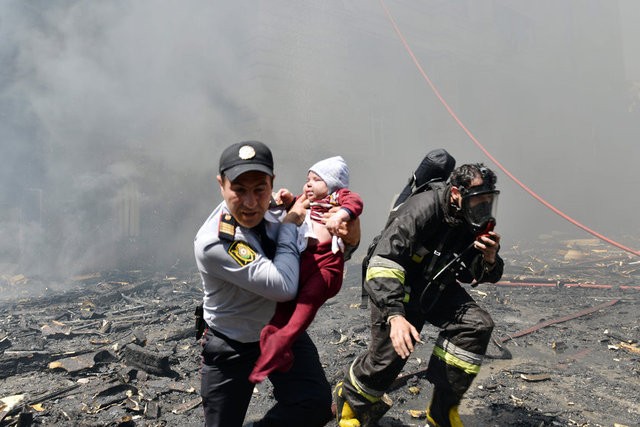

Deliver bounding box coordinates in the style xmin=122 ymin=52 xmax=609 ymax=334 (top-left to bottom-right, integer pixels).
xmin=335 ymin=163 xmax=503 ymax=427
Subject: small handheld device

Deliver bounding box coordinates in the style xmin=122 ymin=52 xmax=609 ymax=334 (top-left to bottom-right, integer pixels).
xmin=476 ymin=218 xmax=495 ymax=239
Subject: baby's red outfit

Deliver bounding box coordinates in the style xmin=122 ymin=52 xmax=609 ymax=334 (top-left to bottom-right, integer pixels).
xmin=249 ymin=188 xmax=363 ymax=383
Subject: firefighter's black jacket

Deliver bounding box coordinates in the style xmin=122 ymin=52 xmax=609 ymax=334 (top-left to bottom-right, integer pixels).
xmin=364 ymin=181 xmax=504 ymax=320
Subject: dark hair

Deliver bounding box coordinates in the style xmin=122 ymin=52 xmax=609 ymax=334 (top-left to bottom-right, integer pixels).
xmin=449 ymin=163 xmax=496 ymax=194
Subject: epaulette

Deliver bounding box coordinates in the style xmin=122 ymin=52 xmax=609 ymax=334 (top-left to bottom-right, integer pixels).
xmin=218 ymin=212 xmax=236 ymax=241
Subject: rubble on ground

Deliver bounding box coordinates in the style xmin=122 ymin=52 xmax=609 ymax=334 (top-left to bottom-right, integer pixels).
xmin=1 ymin=234 xmax=638 ymax=426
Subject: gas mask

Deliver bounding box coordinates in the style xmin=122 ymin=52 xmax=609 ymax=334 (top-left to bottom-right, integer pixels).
xmin=458 ymin=167 xmax=499 ymax=236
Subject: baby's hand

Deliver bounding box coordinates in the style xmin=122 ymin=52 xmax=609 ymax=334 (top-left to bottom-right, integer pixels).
xmin=283 ymin=193 xmax=308 ymax=226
xmin=274 ymin=188 xmax=295 ymax=208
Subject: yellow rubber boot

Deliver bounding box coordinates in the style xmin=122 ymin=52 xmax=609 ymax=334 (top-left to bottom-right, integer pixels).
xmin=426 ymin=404 xmax=463 ymax=427
xmin=334 ymin=381 xmax=361 ymax=427
xmin=338 ymin=401 xmax=361 ymax=427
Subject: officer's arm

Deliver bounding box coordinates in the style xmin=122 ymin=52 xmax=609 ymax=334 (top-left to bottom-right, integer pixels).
xmin=199 ymin=223 xmax=301 ymax=302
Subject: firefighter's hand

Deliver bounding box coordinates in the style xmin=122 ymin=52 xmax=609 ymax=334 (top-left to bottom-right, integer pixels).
xmin=389 ymin=315 xmax=422 ymax=359
xmin=474 ymin=230 xmax=500 ymax=265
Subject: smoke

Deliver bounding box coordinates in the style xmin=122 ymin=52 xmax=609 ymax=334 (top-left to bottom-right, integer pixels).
xmin=1 ymin=1 xmax=639 ymax=286
xmin=1 ymin=1 xmax=254 ymax=278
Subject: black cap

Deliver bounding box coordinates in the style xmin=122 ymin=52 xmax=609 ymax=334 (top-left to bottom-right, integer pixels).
xmin=219 ymin=141 xmax=274 ymax=181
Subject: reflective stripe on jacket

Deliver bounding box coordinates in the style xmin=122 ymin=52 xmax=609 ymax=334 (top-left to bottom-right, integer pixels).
xmin=363 ymin=182 xmax=503 ymax=320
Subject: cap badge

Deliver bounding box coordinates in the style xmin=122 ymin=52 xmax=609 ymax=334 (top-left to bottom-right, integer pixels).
xmin=238 ymin=145 xmax=256 ymax=160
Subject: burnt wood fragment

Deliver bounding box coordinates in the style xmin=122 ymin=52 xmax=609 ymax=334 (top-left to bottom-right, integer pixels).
xmin=0 ymin=354 xmax=49 ymax=379
xmin=144 ymin=400 xmax=161 ymax=419
xmin=122 ymin=343 xmax=175 ymax=377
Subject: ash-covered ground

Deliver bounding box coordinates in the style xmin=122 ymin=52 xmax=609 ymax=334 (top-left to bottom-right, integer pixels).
xmin=1 ymin=236 xmax=639 ymax=426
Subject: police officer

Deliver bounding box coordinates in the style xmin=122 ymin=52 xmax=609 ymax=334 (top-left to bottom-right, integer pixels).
xmin=194 ymin=140 xmax=336 ymax=427
xmin=335 ymin=163 xmax=504 ymax=427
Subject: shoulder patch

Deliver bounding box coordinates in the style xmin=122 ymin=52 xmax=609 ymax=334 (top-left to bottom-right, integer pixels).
xmin=219 ymin=213 xmax=236 ymax=241
xmin=227 ymin=241 xmax=257 ymax=266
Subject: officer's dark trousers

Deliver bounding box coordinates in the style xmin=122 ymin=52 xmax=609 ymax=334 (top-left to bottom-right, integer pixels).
xmin=201 ymin=328 xmax=333 ymax=427
xmin=342 ymin=282 xmax=494 ymax=416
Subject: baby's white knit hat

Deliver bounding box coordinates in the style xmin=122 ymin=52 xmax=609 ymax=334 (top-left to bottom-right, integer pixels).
xmin=309 ymin=156 xmax=350 ymax=193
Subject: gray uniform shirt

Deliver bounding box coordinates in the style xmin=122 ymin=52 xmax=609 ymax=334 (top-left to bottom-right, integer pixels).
xmin=194 ymin=202 xmax=300 ymax=342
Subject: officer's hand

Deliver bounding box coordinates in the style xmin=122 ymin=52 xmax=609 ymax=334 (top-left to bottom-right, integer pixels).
xmin=335 ymin=217 xmax=361 ymax=247
xmin=322 ymin=206 xmax=343 ymax=234
xmin=283 ymin=193 xmax=308 ymax=226
xmin=323 ymin=209 xmax=351 ymax=236
xmin=389 ymin=315 xmax=422 ymax=359
xmin=473 ymin=230 xmax=500 ymax=265
xmin=324 ymin=215 xmax=342 ymax=235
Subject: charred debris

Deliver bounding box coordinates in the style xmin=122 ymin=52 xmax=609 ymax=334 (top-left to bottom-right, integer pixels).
xmin=0 ymin=271 xmax=203 ymax=426
xmin=0 ymin=234 xmax=638 ymax=426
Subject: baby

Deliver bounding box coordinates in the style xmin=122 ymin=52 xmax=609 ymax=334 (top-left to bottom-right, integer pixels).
xmin=249 ymin=155 xmax=364 ymax=383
